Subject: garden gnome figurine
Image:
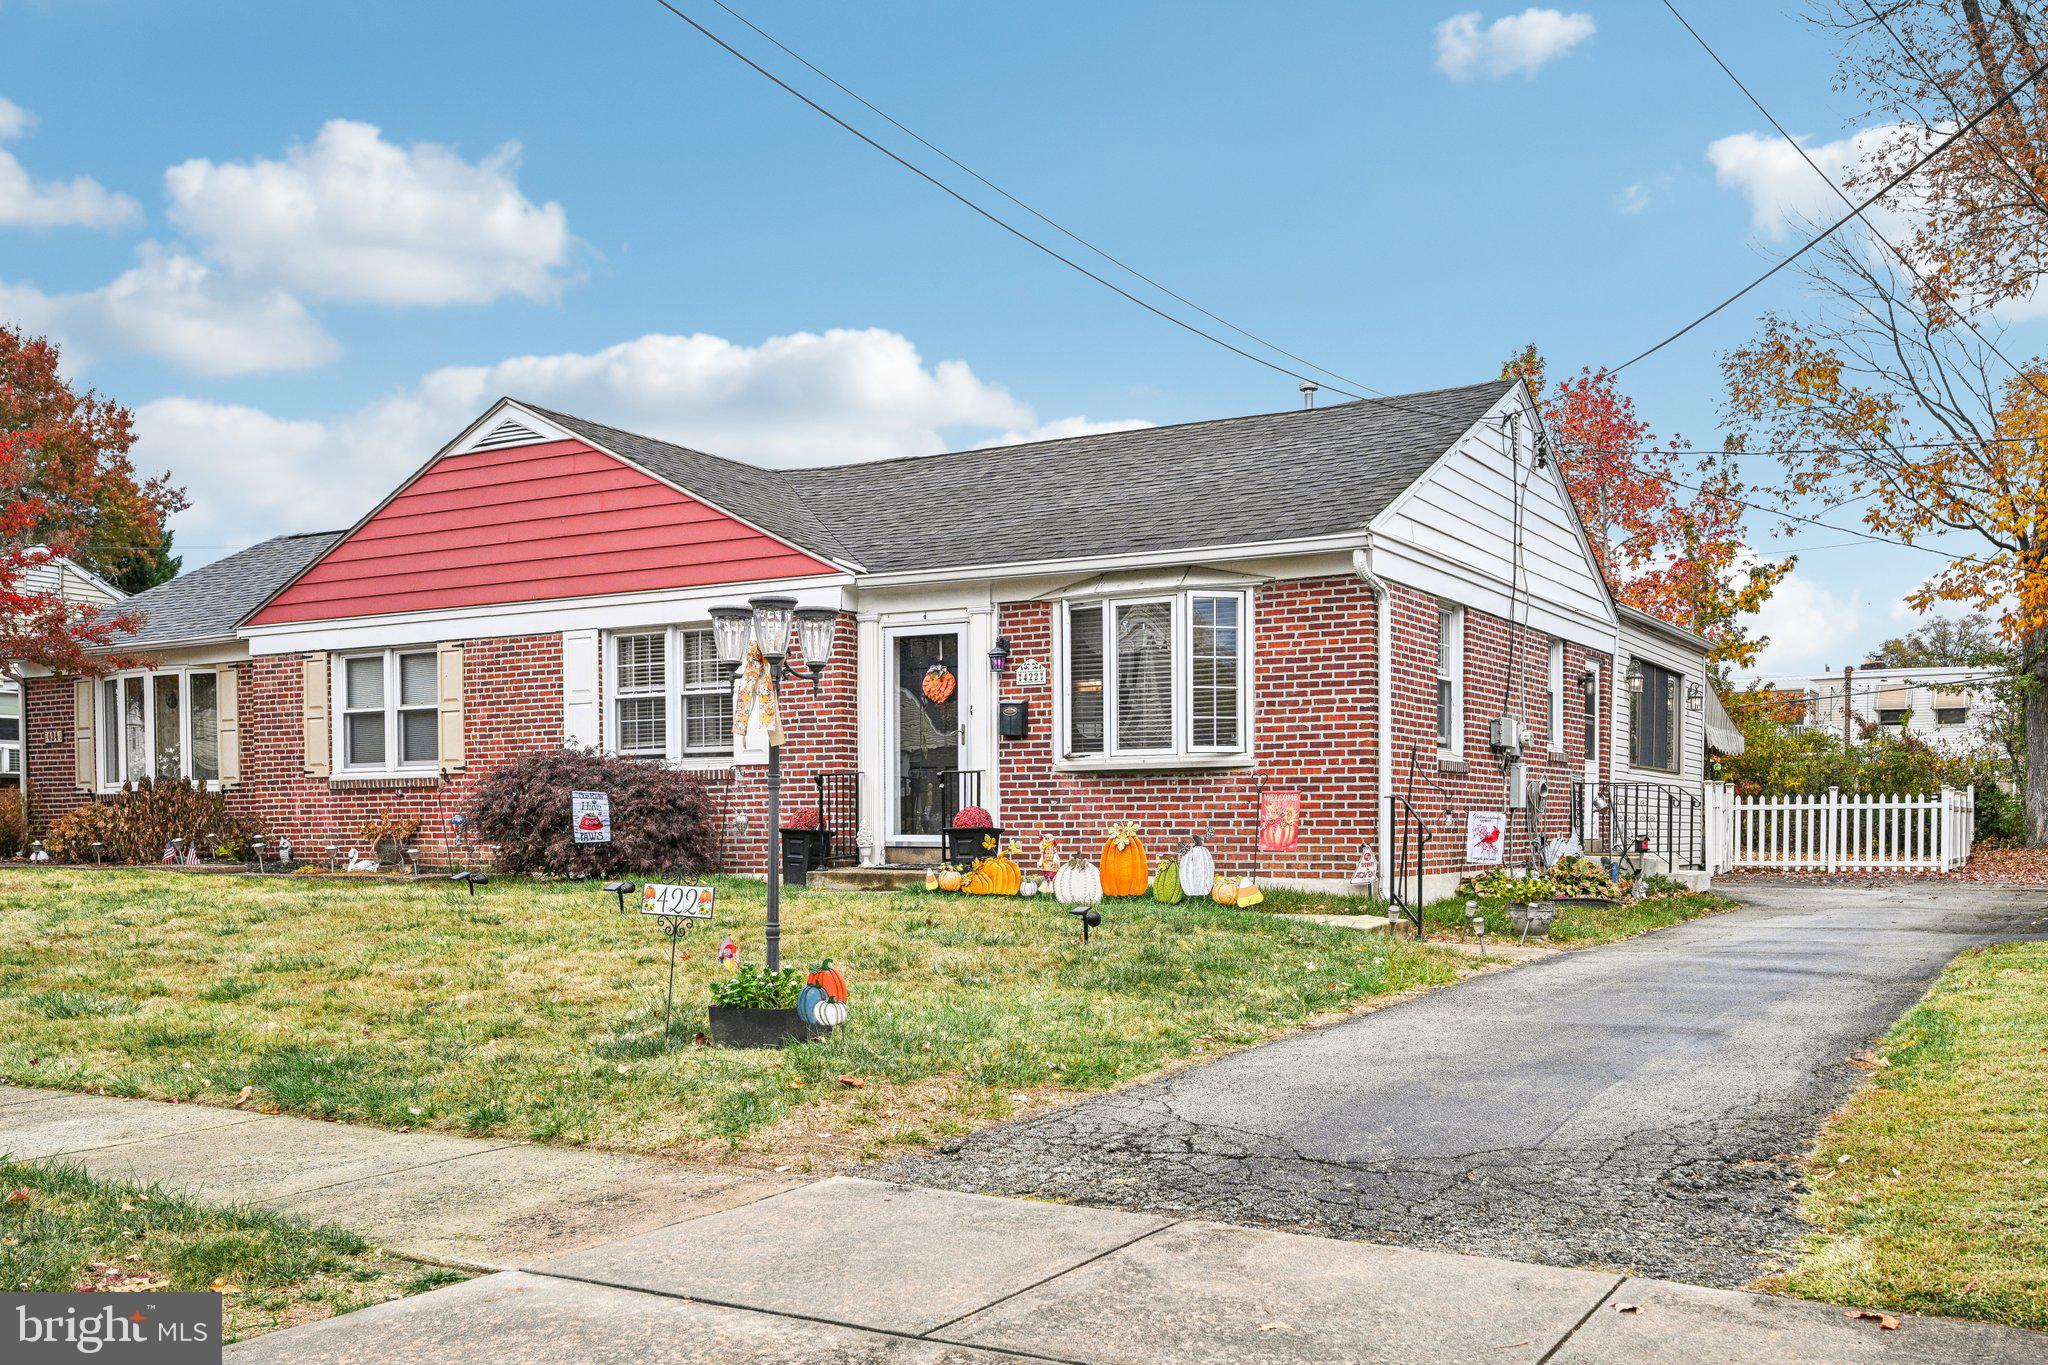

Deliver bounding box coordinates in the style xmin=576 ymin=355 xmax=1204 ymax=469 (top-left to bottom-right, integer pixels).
xmin=718 ymin=937 xmax=740 ymax=968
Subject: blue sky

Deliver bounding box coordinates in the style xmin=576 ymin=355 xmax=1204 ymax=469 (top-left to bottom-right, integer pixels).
xmin=2 ymin=1 xmax=2009 ymax=676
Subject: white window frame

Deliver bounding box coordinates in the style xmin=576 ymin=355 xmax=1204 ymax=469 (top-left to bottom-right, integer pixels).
xmin=93 ymin=667 xmax=225 ymax=791
xmin=0 ymin=685 xmax=21 ymax=778
xmin=1436 ymin=603 xmax=1464 ymax=757
xmin=1058 ymin=589 xmax=1252 ymax=766
xmin=1546 ymin=639 xmax=1565 ymax=753
xmin=334 ymin=648 xmax=441 ymax=774
xmin=604 ymin=625 xmax=735 ymax=766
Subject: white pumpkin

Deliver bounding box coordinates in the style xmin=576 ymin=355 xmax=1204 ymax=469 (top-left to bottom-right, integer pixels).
xmin=1178 ymin=840 xmax=1216 ymax=898
xmin=1053 ymin=857 xmax=1102 ymax=906
xmin=1018 ymin=876 xmax=1041 ymax=898
xmin=812 ymin=999 xmax=849 ymax=1027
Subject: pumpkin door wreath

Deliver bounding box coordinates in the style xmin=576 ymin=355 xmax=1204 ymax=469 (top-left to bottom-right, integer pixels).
xmin=921 ymin=664 xmax=957 ymax=703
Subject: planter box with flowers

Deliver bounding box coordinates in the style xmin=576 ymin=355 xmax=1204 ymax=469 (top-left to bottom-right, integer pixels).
xmin=779 ymin=806 xmax=828 ymax=887
xmin=943 ymin=805 xmax=1005 ymax=863
xmin=707 ymin=960 xmax=847 ymax=1048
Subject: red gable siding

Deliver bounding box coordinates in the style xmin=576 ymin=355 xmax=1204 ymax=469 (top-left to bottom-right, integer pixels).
xmin=246 ymin=439 xmax=835 ymax=626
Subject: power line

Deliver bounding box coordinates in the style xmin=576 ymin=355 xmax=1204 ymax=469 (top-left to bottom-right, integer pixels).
xmin=1608 ymin=49 xmax=2048 ymax=376
xmin=1659 ymin=0 xmax=2048 ymax=409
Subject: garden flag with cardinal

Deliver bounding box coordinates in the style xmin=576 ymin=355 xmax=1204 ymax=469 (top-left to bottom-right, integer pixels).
xmin=1466 ymin=812 xmax=1505 ymax=865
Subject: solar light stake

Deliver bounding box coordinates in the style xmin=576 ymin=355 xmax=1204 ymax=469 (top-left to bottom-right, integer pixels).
xmin=1068 ymin=905 xmax=1102 ymax=942
xmin=603 ymin=881 xmax=638 ymax=914
xmin=449 ymin=870 xmax=489 ymax=897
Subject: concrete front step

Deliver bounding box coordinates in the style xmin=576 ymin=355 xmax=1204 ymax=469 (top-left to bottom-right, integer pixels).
xmin=807 ymin=866 xmax=928 ymax=892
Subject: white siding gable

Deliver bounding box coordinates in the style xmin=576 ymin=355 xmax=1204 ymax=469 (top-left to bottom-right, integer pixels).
xmin=1614 ymin=617 xmax=1708 ymax=793
xmin=1368 ymin=385 xmax=1615 ymax=652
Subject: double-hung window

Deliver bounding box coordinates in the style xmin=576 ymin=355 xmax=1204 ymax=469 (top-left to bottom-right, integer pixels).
xmin=1546 ymin=639 xmax=1564 ymax=751
xmin=607 ymin=627 xmax=734 ymax=763
xmin=1436 ymin=604 xmax=1464 ymax=755
xmin=95 ymin=668 xmax=223 ymax=788
xmin=340 ymin=650 xmax=439 ymax=771
xmin=1628 ymin=660 xmax=1680 ymax=773
xmin=1061 ymin=590 xmax=1248 ymax=762
xmin=0 ymin=688 xmax=20 ymax=777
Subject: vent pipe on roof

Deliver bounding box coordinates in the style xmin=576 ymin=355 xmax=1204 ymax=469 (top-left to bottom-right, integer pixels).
xmin=1299 ymin=381 xmax=1319 ymax=409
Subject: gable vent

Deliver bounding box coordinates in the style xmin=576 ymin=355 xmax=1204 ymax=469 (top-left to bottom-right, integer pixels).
xmin=470 ymin=417 xmax=545 ymax=451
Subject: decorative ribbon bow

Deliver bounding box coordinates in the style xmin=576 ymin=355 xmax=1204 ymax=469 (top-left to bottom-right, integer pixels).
xmin=732 ymin=643 xmax=785 ymax=748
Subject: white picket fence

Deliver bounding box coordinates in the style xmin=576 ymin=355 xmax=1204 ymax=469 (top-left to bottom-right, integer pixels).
xmin=1703 ymin=783 xmax=1975 ymax=874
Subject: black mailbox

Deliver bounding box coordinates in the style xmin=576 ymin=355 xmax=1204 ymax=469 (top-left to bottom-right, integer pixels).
xmin=998 ymin=699 xmax=1029 ymax=738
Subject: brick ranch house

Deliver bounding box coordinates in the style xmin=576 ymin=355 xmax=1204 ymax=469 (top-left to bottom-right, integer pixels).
xmin=18 ymin=377 xmax=1714 ymax=897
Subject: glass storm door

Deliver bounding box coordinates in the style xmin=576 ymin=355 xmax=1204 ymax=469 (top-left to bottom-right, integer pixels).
xmin=891 ymin=631 xmax=963 ymax=843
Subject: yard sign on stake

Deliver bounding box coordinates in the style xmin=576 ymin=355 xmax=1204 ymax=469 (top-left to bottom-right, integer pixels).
xmin=572 ymin=790 xmax=612 ymax=844
xmin=641 ymin=883 xmax=715 ymax=1045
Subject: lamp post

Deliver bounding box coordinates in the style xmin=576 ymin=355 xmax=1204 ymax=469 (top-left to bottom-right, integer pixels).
xmin=709 ymin=596 xmax=838 ymax=974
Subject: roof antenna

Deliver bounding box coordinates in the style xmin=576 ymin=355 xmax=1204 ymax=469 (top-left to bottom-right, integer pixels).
xmin=1299 ymin=380 xmax=1320 ymax=409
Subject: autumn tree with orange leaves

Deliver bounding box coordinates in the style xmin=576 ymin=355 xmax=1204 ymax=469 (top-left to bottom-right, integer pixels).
xmin=1724 ymin=2 xmax=2048 ymax=843
xmin=1500 ymin=348 xmax=1790 ymax=674
xmin=2 ymin=325 xmax=181 ymax=676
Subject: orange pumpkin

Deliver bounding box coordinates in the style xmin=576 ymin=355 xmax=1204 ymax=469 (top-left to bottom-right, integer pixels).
xmin=965 ymin=859 xmax=995 ymax=895
xmin=1211 ymin=875 xmax=1240 ymax=906
xmin=922 ymin=665 xmax=957 ymax=703
xmin=1099 ymin=822 xmax=1148 ymax=897
xmin=937 ymin=865 xmax=964 ymax=892
xmin=807 ymin=960 xmax=848 ymax=1002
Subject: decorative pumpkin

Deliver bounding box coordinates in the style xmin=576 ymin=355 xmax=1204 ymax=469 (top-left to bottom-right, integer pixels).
xmin=811 ymin=998 xmax=849 ymax=1028
xmin=1234 ymin=880 xmax=1265 ymax=907
xmin=1099 ymin=822 xmax=1148 ymax=897
xmin=1019 ymin=875 xmax=1042 ymax=898
xmin=976 ymin=847 xmax=1022 ymax=895
xmin=1152 ymin=857 xmax=1184 ymax=904
xmin=952 ymin=806 xmax=993 ymax=829
xmin=1178 ymin=837 xmax=1216 ymax=898
xmin=937 ymin=865 xmax=964 ymax=893
xmin=797 ymin=982 xmax=830 ymax=1024
xmin=965 ymin=860 xmax=995 ymax=895
xmin=1053 ymin=854 xmax=1102 ymax=906
xmin=1212 ymin=875 xmax=1240 ymax=906
xmin=807 ymin=960 xmax=848 ymax=1002
xmin=924 ymin=868 xmax=940 ymax=892
xmin=922 ymin=664 xmax=957 ymax=703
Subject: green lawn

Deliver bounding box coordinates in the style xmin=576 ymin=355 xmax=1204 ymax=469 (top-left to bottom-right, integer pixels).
xmin=0 ymin=868 xmax=1462 ymax=1162
xmin=1766 ymin=940 xmax=2048 ymax=1331
xmin=0 ymin=1159 xmax=464 ymax=1341
xmin=1418 ymin=886 xmax=1735 ymax=946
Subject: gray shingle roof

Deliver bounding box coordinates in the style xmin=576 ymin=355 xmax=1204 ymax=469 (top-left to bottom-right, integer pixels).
xmin=112 ymin=531 xmax=345 ymax=647
xmin=525 ymin=380 xmax=1512 ymax=576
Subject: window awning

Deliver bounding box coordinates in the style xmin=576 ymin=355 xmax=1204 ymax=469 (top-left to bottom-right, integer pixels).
xmin=1706 ymin=689 xmax=1745 ymax=755
xmin=1877 ymin=685 xmax=1910 ymax=709
xmin=1934 ymin=688 xmax=1972 ymax=708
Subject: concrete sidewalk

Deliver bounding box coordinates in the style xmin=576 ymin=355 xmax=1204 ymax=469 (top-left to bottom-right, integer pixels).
xmin=8 ymin=1089 xmax=2043 ymax=1362
xmin=229 ymin=1175 xmax=2044 ymax=1364
xmin=0 ymin=1084 xmax=792 ymax=1267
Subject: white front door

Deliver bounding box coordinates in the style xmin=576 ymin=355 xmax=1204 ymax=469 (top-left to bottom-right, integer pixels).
xmin=1582 ymin=663 xmax=1602 ymax=848
xmin=885 ymin=626 xmax=967 ymax=845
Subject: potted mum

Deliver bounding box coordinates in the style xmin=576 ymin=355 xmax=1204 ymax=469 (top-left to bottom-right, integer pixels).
xmin=943 ymin=805 xmax=1005 ymax=863
xmin=708 ymin=965 xmax=829 ymax=1048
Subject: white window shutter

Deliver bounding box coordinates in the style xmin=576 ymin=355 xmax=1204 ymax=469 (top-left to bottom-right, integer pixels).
xmin=302 ymin=653 xmax=331 ymax=777
xmin=73 ymin=677 xmax=94 ymax=791
xmin=438 ymin=643 xmax=466 ymax=771
xmin=216 ymin=666 xmax=241 ymax=786
xmin=562 ymin=629 xmax=601 ymax=750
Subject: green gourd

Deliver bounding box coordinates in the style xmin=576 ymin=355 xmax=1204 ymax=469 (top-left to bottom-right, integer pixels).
xmin=1152 ymin=857 xmax=1184 ymax=904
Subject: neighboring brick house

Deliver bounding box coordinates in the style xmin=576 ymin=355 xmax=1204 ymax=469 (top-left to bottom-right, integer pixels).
xmin=3 ymin=550 xmax=126 ymax=789
xmin=19 ymin=378 xmax=1711 ymax=897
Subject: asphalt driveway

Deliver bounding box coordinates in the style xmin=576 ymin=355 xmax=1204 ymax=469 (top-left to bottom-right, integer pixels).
xmin=884 ymin=884 xmax=2048 ymax=1287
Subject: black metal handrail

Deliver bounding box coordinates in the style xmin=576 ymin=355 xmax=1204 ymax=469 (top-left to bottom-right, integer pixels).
xmin=1606 ymin=780 xmax=1705 ymax=871
xmin=933 ymin=768 xmax=984 ymax=832
xmin=813 ymin=770 xmax=860 ymax=867
xmin=1388 ymin=794 xmax=1428 ymax=940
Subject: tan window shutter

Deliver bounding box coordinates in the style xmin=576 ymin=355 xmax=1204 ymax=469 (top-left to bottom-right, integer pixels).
xmin=438 ymin=643 xmax=466 ymax=771
xmin=216 ymin=666 xmax=241 ymax=786
xmin=302 ymin=653 xmax=331 ymax=777
xmin=73 ymin=677 xmax=95 ymax=791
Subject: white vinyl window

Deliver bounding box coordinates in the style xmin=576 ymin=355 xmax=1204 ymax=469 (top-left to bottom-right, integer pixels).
xmin=95 ymin=668 xmax=223 ymax=789
xmin=1547 ymin=639 xmax=1565 ymax=751
xmin=339 ymin=649 xmax=440 ymax=771
xmin=606 ymin=626 xmax=734 ymax=763
xmin=1436 ymin=604 xmax=1464 ymax=755
xmin=1061 ymin=590 xmax=1250 ymax=762
xmin=0 ymin=687 xmax=19 ymax=777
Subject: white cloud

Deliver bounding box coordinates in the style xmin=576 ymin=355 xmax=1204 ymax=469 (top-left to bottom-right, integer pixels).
xmin=0 ymin=96 xmax=141 ymax=230
xmin=1618 ymin=182 xmax=1650 ymax=215
xmin=1435 ymin=9 xmax=1595 ymax=81
xmin=1743 ymin=563 xmax=1865 ymax=679
xmin=1705 ymin=123 xmax=1926 ymax=240
xmin=137 ymin=327 xmax=1148 ymax=553
xmin=165 ymin=118 xmax=572 ymax=307
xmin=0 ymin=243 xmax=338 ymax=376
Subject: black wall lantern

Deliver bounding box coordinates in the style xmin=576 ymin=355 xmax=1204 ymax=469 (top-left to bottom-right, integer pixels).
xmin=1686 ymin=680 xmax=1705 ymax=713
xmin=1625 ymin=660 xmax=1645 ymax=695
xmin=988 ymin=636 xmax=1013 ymax=673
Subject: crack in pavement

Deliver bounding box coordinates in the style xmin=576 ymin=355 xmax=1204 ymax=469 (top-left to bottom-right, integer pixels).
xmin=880 ymin=885 xmax=2048 ymax=1288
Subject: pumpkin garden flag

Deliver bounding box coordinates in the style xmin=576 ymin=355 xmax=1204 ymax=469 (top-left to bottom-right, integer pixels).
xmin=1258 ymin=790 xmax=1302 ymax=853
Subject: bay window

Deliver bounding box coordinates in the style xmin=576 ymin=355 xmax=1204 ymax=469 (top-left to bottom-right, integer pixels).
xmin=339 ymin=649 xmax=440 ymax=771
xmin=1061 ymin=590 xmax=1249 ymax=762
xmin=95 ymin=668 xmax=224 ymax=788
xmin=606 ymin=626 xmax=734 ymax=763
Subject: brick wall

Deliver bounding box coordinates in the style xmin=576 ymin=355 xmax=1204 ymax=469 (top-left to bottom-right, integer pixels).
xmin=24 ymin=674 xmax=90 ymax=832
xmin=991 ymin=574 xmax=1611 ymax=886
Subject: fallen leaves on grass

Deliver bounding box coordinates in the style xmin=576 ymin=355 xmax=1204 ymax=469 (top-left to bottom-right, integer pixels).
xmin=837 ymin=1075 xmax=866 ymax=1089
